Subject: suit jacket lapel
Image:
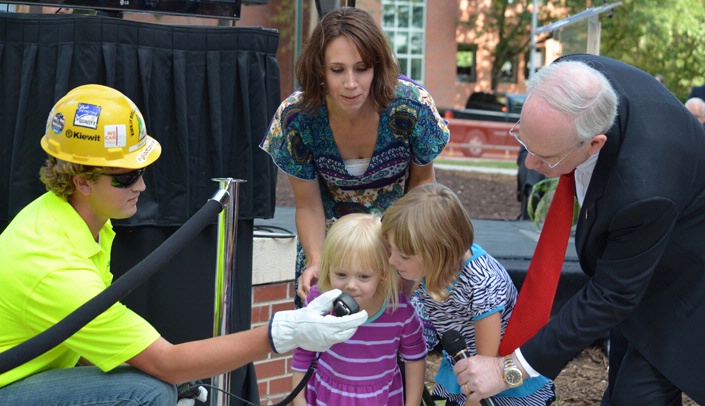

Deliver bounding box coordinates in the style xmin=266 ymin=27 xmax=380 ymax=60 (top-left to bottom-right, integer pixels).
xmin=575 ymin=118 xmax=623 ymax=262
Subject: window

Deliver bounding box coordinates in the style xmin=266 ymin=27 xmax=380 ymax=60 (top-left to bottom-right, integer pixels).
xmin=456 ymin=43 xmax=477 ymax=83
xmin=499 ymin=57 xmax=518 ymax=83
xmin=382 ymin=0 xmax=426 ymax=84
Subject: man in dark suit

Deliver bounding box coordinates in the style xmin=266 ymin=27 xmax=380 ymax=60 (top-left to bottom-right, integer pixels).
xmin=689 ymin=84 xmax=705 ymax=100
xmin=685 ymin=97 xmax=705 ymax=125
xmin=453 ymin=54 xmax=705 ymax=405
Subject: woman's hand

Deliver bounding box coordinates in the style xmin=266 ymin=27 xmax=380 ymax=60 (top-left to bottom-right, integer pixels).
xmin=289 ymin=175 xmax=326 ymax=302
xmin=297 ymin=264 xmax=319 ymax=301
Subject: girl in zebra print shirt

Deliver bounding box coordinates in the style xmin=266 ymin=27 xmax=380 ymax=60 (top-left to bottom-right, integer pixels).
xmin=382 ymin=183 xmax=556 ymax=406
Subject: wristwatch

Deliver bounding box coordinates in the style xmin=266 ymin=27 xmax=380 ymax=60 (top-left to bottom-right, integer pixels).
xmin=503 ymin=355 xmax=524 ymax=388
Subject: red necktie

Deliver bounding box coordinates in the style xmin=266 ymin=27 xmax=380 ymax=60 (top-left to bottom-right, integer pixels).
xmin=499 ymin=171 xmax=576 ymax=356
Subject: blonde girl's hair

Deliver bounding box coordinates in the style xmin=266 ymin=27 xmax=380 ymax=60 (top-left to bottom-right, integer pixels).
xmin=381 ymin=183 xmax=474 ymax=302
xmin=317 ymin=213 xmax=400 ymax=310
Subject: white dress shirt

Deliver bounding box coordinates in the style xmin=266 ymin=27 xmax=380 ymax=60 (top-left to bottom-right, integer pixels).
xmin=574 ymin=152 xmax=599 ymax=206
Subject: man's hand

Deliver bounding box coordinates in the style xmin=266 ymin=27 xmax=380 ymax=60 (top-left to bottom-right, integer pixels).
xmin=297 ymin=264 xmax=319 ymax=301
xmin=269 ymin=289 xmax=368 ymax=353
xmin=453 ymin=355 xmax=507 ymax=403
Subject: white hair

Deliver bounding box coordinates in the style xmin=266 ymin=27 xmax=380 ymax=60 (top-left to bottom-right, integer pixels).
xmin=528 ymin=60 xmax=619 ymax=142
xmin=685 ymin=97 xmax=705 ymax=120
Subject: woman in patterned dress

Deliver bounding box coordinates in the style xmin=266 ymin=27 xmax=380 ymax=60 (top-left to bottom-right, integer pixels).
xmin=382 ymin=184 xmax=556 ymax=406
xmin=259 ymin=7 xmax=449 ymax=311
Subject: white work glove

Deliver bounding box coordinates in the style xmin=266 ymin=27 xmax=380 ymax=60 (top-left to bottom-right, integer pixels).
xmin=269 ymin=288 xmax=368 ymax=353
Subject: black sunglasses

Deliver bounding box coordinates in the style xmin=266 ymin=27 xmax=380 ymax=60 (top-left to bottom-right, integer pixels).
xmin=105 ymin=167 xmax=146 ymax=188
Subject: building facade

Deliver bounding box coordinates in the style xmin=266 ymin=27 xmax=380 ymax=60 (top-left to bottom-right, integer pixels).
xmin=28 ymin=0 xmax=542 ymax=110
xmin=233 ymin=0 xmax=535 ymax=111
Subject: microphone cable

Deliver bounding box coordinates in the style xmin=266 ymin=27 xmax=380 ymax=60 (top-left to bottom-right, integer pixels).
xmin=179 ymin=354 xmax=320 ymax=406
xmin=272 ymin=354 xmax=319 ymax=406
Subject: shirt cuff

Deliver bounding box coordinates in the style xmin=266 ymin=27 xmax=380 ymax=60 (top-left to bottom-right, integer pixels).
xmin=515 ymin=348 xmax=540 ymax=378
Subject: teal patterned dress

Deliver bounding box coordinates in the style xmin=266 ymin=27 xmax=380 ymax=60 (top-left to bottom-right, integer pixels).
xmin=260 ymin=77 xmax=450 ymax=312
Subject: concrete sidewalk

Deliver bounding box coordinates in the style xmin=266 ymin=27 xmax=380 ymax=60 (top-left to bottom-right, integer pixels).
xmin=434 ymin=163 xmax=518 ymax=176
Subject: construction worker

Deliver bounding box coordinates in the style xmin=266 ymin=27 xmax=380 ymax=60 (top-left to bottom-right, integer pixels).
xmin=0 ymin=84 xmax=367 ymax=405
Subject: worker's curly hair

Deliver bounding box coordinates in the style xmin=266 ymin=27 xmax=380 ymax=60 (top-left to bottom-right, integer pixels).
xmin=39 ymin=156 xmax=106 ymax=200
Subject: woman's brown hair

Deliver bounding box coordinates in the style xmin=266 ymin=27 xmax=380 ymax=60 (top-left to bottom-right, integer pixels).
xmin=295 ymin=7 xmax=399 ymax=113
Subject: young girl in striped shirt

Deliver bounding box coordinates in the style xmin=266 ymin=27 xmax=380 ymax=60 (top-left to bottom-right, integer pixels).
xmin=382 ymin=183 xmax=555 ymax=406
xmin=291 ymin=213 xmax=427 ymax=406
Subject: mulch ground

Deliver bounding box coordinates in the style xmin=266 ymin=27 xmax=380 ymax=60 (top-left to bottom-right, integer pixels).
xmin=275 ymin=167 xmax=696 ymax=405
xmin=274 ymin=167 xmax=521 ymax=219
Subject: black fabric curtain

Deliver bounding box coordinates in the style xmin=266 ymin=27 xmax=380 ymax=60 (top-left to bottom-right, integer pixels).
xmin=0 ymin=12 xmax=279 ymax=404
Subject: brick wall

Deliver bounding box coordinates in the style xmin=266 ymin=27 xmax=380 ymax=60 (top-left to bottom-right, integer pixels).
xmin=251 ymin=281 xmax=297 ymax=405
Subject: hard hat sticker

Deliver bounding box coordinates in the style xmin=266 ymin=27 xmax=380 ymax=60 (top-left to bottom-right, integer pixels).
xmin=104 ymin=124 xmax=127 ymax=148
xmin=136 ymin=139 xmax=157 ymax=164
xmin=137 ymin=114 xmax=146 ymax=141
xmin=74 ymin=103 xmax=101 ymax=129
xmin=51 ymin=113 xmax=65 ymax=134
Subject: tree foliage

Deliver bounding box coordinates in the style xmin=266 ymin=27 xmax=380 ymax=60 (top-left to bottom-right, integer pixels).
xmin=462 ymin=0 xmax=705 ymax=98
xmin=268 ymin=0 xmax=298 ymax=55
xmin=460 ymin=0 xmax=578 ymax=90
xmin=483 ymin=0 xmax=533 ymax=90
xmin=527 ymin=177 xmax=580 ymax=228
xmin=599 ymin=0 xmax=705 ymax=101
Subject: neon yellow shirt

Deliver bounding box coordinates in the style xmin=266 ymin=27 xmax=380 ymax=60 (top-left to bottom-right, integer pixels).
xmin=0 ymin=192 xmax=160 ymax=388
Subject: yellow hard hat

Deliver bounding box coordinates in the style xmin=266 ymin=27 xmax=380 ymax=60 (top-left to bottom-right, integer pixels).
xmin=41 ymin=84 xmax=161 ymax=169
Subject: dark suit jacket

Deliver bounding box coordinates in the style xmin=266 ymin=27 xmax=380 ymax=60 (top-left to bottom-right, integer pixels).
xmin=521 ymin=54 xmax=705 ymax=403
xmin=689 ymin=84 xmax=705 ymax=100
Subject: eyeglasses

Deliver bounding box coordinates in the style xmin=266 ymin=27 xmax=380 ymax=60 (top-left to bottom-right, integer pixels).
xmin=103 ymin=168 xmax=146 ymax=188
xmin=509 ymin=119 xmax=585 ymax=169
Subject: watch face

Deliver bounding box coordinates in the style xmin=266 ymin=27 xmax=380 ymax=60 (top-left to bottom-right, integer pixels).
xmin=505 ymin=369 xmax=523 ymax=387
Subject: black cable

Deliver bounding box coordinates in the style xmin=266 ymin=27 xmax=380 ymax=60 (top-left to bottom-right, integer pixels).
xmin=271 ymin=354 xmax=319 ymax=406
xmin=190 ymin=383 xmax=258 ymax=406
xmin=254 ymin=225 xmax=294 ymax=234
xmin=184 ymin=354 xmax=319 ymax=406
xmin=0 ymin=198 xmax=224 ymax=374
xmin=422 ymin=385 xmax=435 ymax=405
xmin=253 ymin=225 xmax=296 ymax=239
